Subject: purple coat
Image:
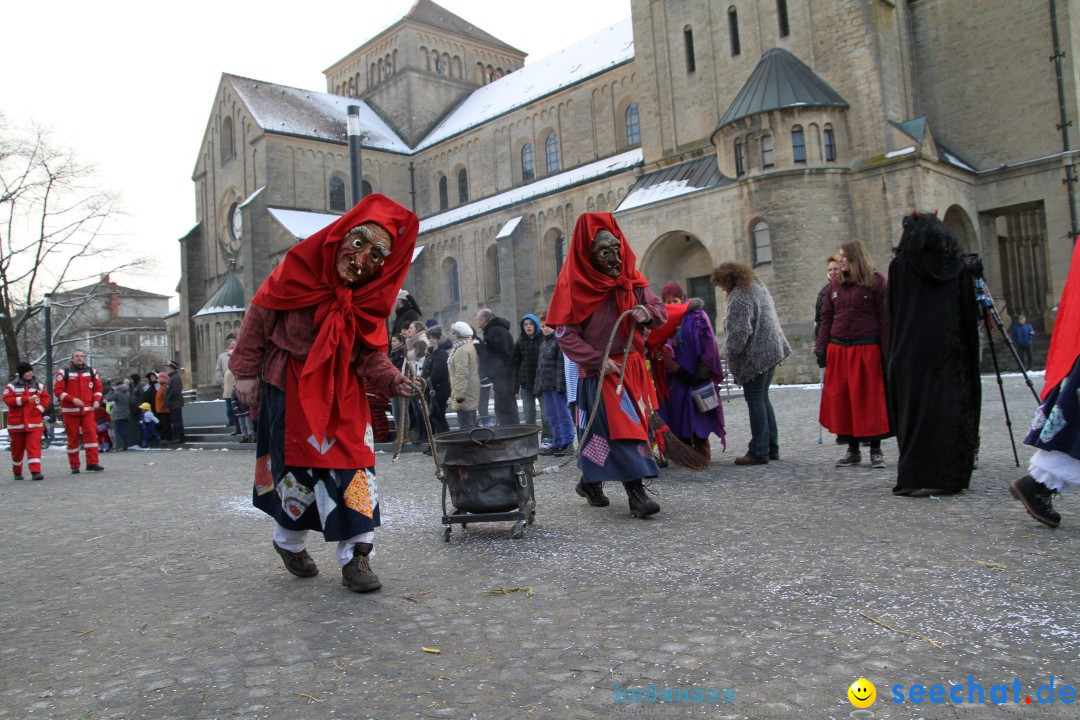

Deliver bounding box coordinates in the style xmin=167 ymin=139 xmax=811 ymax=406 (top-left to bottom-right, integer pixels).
xmin=658 ymin=308 xmax=726 ymax=444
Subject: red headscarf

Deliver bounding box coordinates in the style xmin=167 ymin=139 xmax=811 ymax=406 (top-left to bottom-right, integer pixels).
xmin=252 ymin=194 xmax=418 ymax=443
xmin=1042 ymin=238 xmax=1080 ymax=399
xmin=546 ymin=213 xmax=649 ymax=326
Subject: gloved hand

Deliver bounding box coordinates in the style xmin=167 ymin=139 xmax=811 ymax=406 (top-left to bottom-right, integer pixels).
xmin=815 ymin=349 xmax=827 ymax=369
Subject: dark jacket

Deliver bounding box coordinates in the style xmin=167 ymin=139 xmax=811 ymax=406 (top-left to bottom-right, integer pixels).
xmin=815 ymin=272 xmax=889 ymax=359
xmin=534 ymin=333 xmax=566 ymax=394
xmin=422 ymin=337 xmax=453 ymax=404
xmin=510 ymin=314 xmax=544 ymax=390
xmin=164 ymin=370 xmax=185 ymax=411
xmin=107 ymin=385 xmax=132 ymax=420
xmin=481 ymin=316 xmax=514 ymax=379
xmin=391 ymin=297 xmax=421 ymax=335
xmin=1009 ymin=322 xmax=1034 ymax=348
xmin=389 ymin=346 xmax=406 ymax=371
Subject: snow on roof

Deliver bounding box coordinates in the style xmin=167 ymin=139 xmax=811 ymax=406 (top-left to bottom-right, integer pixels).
xmin=619 ymin=179 xmax=701 ymax=211
xmin=268 ymin=207 xmax=425 ymax=261
xmin=226 ymin=74 xmax=410 ymax=153
xmin=268 ymin=208 xmax=341 ymax=240
xmin=419 ymin=149 xmax=642 ymax=234
xmin=415 ymin=18 xmax=634 ymax=150
xmin=496 ymin=216 xmax=523 ymax=239
xmin=239 ymin=186 xmax=265 ymax=208
xmin=885 ymin=146 xmax=917 ymax=159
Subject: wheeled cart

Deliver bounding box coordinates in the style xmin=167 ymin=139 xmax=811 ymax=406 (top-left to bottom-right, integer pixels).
xmin=434 ymin=425 xmax=539 ymax=541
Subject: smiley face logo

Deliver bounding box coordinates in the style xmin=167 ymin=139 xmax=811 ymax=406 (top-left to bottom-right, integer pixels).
xmin=848 ymin=678 xmax=876 ymax=708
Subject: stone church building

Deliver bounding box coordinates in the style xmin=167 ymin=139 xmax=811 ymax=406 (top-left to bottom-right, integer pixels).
xmin=178 ymin=0 xmax=1079 ymax=390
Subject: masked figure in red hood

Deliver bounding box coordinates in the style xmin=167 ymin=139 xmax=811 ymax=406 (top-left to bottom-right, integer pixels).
xmin=546 ymin=213 xmax=667 ymax=517
xmin=1009 ymin=232 xmax=1080 ymax=528
xmin=231 ymin=194 xmax=420 ymax=593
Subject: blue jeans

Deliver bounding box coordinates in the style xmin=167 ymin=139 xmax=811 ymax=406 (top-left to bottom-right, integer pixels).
xmin=519 ymin=386 xmax=549 ymax=434
xmin=542 ymin=390 xmax=574 ymax=447
xmin=743 ymin=366 xmax=778 ymax=460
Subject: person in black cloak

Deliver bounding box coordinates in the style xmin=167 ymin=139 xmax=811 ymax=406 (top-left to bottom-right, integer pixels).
xmin=886 ymin=211 xmax=982 ymax=496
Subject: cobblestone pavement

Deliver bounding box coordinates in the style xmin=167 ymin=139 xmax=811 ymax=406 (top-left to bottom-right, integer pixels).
xmin=1 ymin=373 xmax=1077 ymax=720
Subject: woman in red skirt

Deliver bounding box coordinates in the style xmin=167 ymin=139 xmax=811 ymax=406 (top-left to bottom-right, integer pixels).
xmin=815 ymin=239 xmax=892 ymax=468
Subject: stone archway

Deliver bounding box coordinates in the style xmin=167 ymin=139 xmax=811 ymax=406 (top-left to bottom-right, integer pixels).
xmin=943 ymin=204 xmax=977 ymax=254
xmin=640 ymin=231 xmax=718 ymax=326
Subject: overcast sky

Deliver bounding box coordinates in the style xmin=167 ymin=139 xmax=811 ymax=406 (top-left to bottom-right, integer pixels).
xmin=2 ymin=0 xmax=631 ymax=305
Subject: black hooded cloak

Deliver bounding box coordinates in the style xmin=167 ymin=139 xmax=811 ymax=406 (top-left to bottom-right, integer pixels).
xmin=886 ymin=234 xmax=982 ymax=494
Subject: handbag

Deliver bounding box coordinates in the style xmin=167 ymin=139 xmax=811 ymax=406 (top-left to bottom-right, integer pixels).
xmin=690 ymin=382 xmax=719 ymax=412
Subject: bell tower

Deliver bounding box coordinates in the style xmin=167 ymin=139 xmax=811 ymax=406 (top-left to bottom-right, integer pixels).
xmin=323 ymin=0 xmax=526 ymax=147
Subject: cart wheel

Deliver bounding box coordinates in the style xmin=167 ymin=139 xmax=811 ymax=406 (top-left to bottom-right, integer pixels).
xmin=511 ymin=520 xmax=525 ymax=539
xmin=443 ymin=525 xmax=451 ymax=542
xmin=527 ymin=511 xmax=535 ymax=525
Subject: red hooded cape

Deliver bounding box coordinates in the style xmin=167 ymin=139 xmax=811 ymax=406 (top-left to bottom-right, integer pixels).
xmin=252 ymin=194 xmax=418 ymax=454
xmin=1042 ymin=237 xmax=1080 ymax=399
xmin=546 ymin=213 xmax=649 ymax=327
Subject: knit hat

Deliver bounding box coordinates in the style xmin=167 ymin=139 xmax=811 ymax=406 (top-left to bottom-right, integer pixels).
xmin=139 ymin=402 xmax=151 ymax=411
xmin=661 ymin=282 xmax=685 ymax=302
xmin=451 ymin=321 xmax=474 ymax=337
xmin=15 ymin=362 xmax=33 ymax=376
xmin=397 ymin=289 xmax=409 ymax=301
xmin=425 ymin=318 xmax=438 ymax=328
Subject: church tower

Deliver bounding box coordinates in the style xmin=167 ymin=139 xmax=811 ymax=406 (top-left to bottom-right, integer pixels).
xmin=323 ymin=0 xmax=527 ymax=147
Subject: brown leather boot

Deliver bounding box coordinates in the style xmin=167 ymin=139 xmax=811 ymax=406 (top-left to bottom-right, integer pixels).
xmin=341 ymin=542 xmax=382 ymax=593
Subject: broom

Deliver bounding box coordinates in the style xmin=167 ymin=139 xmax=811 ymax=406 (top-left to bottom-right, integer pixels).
xmin=604 ymin=306 xmax=709 ymax=471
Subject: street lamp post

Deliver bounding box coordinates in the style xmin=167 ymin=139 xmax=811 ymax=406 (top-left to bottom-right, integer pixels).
xmin=43 ymin=293 xmax=54 ymax=401
xmin=347 ymin=105 xmax=364 ymax=206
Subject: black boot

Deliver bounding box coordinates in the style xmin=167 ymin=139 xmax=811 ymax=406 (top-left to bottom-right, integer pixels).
xmin=273 ymin=541 xmax=319 ymax=577
xmin=342 ymin=542 xmax=382 ymax=592
xmin=1010 ymin=475 xmax=1061 ymax=528
xmin=575 ymin=478 xmax=609 ymax=507
xmin=624 ymin=479 xmax=660 ymax=518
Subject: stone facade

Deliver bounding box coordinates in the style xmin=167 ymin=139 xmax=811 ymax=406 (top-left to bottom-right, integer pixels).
xmin=179 ymin=0 xmax=1079 ymax=387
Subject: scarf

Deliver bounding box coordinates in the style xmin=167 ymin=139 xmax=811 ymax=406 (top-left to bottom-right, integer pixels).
xmin=251 ymin=194 xmax=418 ymax=446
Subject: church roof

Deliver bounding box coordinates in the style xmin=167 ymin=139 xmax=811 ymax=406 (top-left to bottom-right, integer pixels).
xmin=194 ymin=275 xmax=246 ymax=317
xmin=404 ymin=0 xmax=523 ymax=54
xmin=419 ymin=148 xmax=642 ymax=234
xmin=717 ymin=48 xmax=849 ymax=130
xmin=617 ymin=155 xmax=732 ymax=212
xmin=224 ymin=74 xmax=410 ymax=153
xmin=416 ymin=18 xmax=634 ymax=149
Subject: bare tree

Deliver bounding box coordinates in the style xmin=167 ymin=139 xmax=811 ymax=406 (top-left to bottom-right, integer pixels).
xmin=0 ymin=115 xmax=143 ymax=376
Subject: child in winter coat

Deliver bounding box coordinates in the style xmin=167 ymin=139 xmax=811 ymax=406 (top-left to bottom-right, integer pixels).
xmin=536 ymin=312 xmax=575 ymax=456
xmin=138 ymin=402 xmax=161 ymax=447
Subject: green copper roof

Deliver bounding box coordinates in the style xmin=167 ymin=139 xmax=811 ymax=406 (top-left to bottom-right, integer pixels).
xmin=718 ymin=48 xmax=849 ymax=130
xmin=194 ymin=275 xmax=245 ymax=317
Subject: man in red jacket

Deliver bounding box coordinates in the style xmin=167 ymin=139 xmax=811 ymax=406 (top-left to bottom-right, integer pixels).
xmin=3 ymin=362 xmax=50 ymax=480
xmin=53 ymin=349 xmax=105 ymax=474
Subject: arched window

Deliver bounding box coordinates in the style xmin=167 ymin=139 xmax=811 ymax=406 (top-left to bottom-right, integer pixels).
xmin=445 ymin=258 xmax=460 ymax=305
xmin=521 ymin=143 xmax=535 ymax=181
xmin=777 ymin=0 xmax=790 ymax=37
xmin=728 ymin=7 xmax=741 ymax=56
xmin=734 ymin=140 xmax=746 ymax=176
xmin=545 ymin=133 xmax=561 ymax=173
xmin=824 ymin=126 xmax=837 ymax=162
xmin=329 ymin=177 xmax=346 ymax=211
xmin=361 ymin=180 xmax=373 ymax=197
xmin=220 ymin=116 xmax=234 ymax=161
xmin=457 ymin=169 xmax=469 ymax=204
xmin=761 ymin=134 xmax=774 ymax=168
xmin=684 ymin=26 xmax=696 ymax=73
xmin=554 ymin=233 xmax=566 ymax=276
xmin=438 ymin=176 xmax=449 ymax=211
xmin=753 ymin=221 xmax=772 ymax=265
xmin=792 ymin=126 xmax=806 ymax=163
xmin=625 ymin=103 xmax=641 ymax=146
